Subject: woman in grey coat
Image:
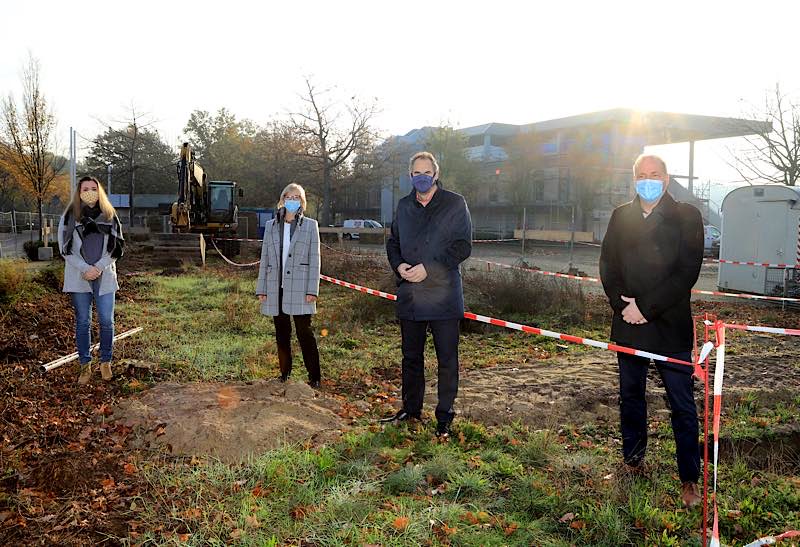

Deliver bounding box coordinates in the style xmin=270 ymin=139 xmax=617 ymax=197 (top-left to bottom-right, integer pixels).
xmin=58 ymin=176 xmax=124 ymax=384
xmin=256 ymin=183 xmax=322 ymax=387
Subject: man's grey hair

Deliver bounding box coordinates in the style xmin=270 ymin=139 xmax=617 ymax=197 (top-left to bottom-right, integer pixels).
xmin=408 ymin=151 xmax=440 ymax=175
xmin=633 ymin=153 xmax=668 ymax=176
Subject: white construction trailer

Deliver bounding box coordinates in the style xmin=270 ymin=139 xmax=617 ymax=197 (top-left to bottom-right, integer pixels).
xmin=718 ymin=185 xmax=800 ymax=297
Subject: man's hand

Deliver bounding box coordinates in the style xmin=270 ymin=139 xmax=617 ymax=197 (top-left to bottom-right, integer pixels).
xmin=405 ymin=263 xmax=428 ymax=283
xmin=306 ymin=294 xmax=317 ymax=303
xmin=258 ymin=294 xmax=267 ymax=303
xmin=621 ymin=296 xmax=647 ymax=325
xmin=397 ymin=263 xmax=413 ymax=280
xmin=82 ymin=266 xmax=101 ymax=281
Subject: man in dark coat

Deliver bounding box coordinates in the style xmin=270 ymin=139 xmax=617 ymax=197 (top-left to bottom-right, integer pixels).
xmin=382 ymin=151 xmax=473 ymax=437
xmin=599 ymin=153 xmax=704 ymax=508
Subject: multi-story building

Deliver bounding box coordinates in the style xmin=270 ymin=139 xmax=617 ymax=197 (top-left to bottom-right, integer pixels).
xmin=344 ymin=109 xmax=770 ymax=240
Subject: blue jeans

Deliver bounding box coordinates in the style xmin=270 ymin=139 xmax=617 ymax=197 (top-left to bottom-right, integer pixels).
xmin=71 ymin=281 xmax=116 ymax=364
xmin=618 ymin=351 xmax=701 ymax=483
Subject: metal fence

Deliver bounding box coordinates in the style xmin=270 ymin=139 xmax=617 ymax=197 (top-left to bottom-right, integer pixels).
xmin=0 ymin=211 xmax=62 ymax=258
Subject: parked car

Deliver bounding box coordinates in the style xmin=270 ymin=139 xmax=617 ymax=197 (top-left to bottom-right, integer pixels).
xmin=704 ymin=225 xmax=721 ymax=256
xmin=343 ymin=219 xmax=382 ymax=239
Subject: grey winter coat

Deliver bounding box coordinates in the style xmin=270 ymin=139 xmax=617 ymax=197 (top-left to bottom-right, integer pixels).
xmin=57 ymin=213 xmax=120 ymax=296
xmin=256 ymin=213 xmax=321 ymax=316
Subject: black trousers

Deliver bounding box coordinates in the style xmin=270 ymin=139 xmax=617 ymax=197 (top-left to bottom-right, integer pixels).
xmin=618 ymin=351 xmax=700 ymax=483
xmin=400 ymin=318 xmax=460 ymax=423
xmin=273 ymin=290 xmax=321 ymax=382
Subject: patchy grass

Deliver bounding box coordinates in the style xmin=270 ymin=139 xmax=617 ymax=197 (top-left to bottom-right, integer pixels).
xmin=88 ymin=264 xmax=800 ymax=544
xmin=127 ymin=419 xmax=800 ymax=546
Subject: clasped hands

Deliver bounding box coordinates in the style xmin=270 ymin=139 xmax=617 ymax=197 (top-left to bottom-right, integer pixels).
xmin=397 ymin=262 xmax=427 ymax=283
xmin=621 ymin=295 xmax=647 ymax=325
xmin=82 ymin=266 xmax=102 ymax=281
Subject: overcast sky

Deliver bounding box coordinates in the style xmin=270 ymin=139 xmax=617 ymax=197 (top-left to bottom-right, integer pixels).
xmin=3 ymin=0 xmax=799 ymax=210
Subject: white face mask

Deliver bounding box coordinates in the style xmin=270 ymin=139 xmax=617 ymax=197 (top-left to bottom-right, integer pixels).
xmin=80 ymin=190 xmax=100 ymax=207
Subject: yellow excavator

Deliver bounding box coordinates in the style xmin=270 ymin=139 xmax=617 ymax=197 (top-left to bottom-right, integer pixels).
xmin=153 ymin=143 xmax=243 ymax=263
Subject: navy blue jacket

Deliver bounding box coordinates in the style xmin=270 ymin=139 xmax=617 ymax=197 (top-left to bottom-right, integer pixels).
xmin=599 ymin=192 xmax=704 ymax=354
xmin=386 ymin=184 xmax=473 ymax=321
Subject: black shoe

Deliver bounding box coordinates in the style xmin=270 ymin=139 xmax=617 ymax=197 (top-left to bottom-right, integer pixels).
xmin=379 ymin=409 xmax=421 ymax=423
xmin=435 ymin=421 xmax=452 ymax=438
xmin=278 ymin=374 xmax=289 ymax=383
xmin=308 ymin=379 xmax=321 ymax=389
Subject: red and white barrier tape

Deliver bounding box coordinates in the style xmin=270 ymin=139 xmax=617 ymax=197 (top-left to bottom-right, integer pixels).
xmin=475 ymin=259 xmax=800 ymax=303
xmin=318 ymin=273 xmax=710 ymax=370
xmin=706 ymin=258 xmax=800 ymax=269
xmin=744 ymin=530 xmax=800 ymax=547
xmin=722 ymin=322 xmax=800 ymax=336
xmin=690 ymin=289 xmax=800 ymax=303
xmin=474 ymin=259 xmax=601 ymax=282
xmin=319 ymin=274 xmax=397 ymax=301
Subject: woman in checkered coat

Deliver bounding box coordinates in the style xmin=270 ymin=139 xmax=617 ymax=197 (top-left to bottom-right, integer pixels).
xmin=256 ymin=183 xmax=321 ymax=387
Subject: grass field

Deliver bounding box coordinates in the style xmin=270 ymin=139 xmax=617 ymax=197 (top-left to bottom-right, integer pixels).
xmin=112 ymin=265 xmax=799 ymax=546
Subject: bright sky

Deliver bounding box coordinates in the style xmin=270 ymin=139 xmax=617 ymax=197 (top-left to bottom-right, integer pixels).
xmin=3 ymin=0 xmax=799 ymax=210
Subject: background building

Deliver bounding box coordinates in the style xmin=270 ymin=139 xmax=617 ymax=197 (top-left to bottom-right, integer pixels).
xmin=364 ymin=109 xmax=770 ymax=240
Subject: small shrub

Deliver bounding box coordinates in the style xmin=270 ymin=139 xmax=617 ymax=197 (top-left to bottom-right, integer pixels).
xmin=0 ymin=258 xmax=26 ymax=303
xmin=33 ymin=262 xmax=64 ymax=291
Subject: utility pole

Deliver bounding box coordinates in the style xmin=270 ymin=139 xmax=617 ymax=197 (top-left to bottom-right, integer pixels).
xmin=107 ymin=163 xmax=112 ymax=195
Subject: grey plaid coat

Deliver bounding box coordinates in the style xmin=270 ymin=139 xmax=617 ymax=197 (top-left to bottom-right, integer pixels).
xmin=256 ymin=215 xmax=320 ymax=316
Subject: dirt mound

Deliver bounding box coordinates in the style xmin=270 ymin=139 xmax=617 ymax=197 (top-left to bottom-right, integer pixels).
xmin=114 ymin=379 xmax=347 ymax=463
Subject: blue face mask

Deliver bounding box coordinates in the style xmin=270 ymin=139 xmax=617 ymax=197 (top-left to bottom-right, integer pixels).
xmin=635 ymin=178 xmax=663 ymax=203
xmin=284 ymin=199 xmax=301 ymax=213
xmin=411 ymin=173 xmax=435 ymax=193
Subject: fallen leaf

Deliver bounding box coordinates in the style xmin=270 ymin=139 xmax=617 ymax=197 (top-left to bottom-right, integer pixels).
xmin=570 ymin=520 xmax=586 ymax=529
xmin=123 ymin=462 xmax=137 ymax=475
xmin=392 ymin=516 xmax=410 ymax=531
xmin=559 ymin=512 xmax=576 ymax=523
xmin=245 ymin=515 xmax=261 ymax=528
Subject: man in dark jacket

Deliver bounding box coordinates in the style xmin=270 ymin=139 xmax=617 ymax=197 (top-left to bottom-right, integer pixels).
xmin=382 ymin=151 xmax=473 ymax=437
xmin=599 ymin=154 xmax=704 ymax=508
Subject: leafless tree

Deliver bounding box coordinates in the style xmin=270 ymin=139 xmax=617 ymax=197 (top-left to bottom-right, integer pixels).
xmin=291 ymin=78 xmax=378 ymax=225
xmin=0 ymin=54 xmax=66 ymax=240
xmin=732 ymin=84 xmax=798 ymax=186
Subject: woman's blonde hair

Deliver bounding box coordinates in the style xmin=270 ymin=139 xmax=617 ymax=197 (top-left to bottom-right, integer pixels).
xmin=65 ymin=176 xmax=116 ymax=221
xmin=277 ymin=183 xmax=307 ymax=211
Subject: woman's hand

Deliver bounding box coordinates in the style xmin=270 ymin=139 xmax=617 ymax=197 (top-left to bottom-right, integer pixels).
xmin=306 ymin=295 xmax=317 ymax=303
xmin=82 ymin=266 xmax=102 ymax=281
xmin=258 ymin=295 xmax=267 ymax=303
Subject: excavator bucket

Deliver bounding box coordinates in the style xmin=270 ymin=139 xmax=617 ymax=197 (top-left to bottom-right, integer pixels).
xmin=151 ymin=232 xmax=207 ymax=266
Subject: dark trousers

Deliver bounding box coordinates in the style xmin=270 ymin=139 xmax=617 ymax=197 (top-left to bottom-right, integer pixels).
xmin=618 ymin=351 xmax=700 ymax=483
xmin=273 ymin=290 xmax=321 ymax=382
xmin=400 ymin=318 xmax=460 ymax=423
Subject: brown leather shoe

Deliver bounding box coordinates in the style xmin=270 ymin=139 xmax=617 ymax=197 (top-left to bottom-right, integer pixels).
xmin=681 ymin=481 xmax=701 ymax=508
xmin=100 ymin=362 xmax=113 ymax=381
xmin=78 ymin=363 xmax=92 ymax=385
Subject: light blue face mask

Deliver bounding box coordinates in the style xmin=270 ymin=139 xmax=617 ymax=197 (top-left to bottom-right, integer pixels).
xmin=284 ymin=199 xmax=301 ymax=213
xmin=635 ymin=179 xmax=663 ymax=202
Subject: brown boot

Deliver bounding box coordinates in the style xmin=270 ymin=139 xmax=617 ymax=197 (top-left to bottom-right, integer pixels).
xmin=78 ymin=363 xmax=93 ymax=384
xmin=100 ymin=361 xmax=113 ymax=381
xmin=681 ymin=481 xmax=701 ymax=508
